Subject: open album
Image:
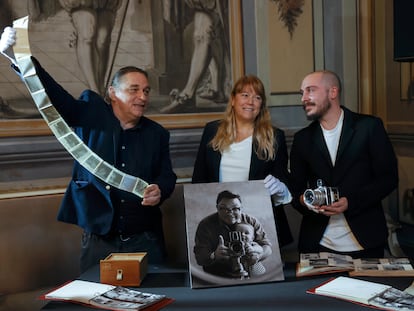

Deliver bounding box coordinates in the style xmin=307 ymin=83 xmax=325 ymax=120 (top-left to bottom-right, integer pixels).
xmin=296 ymin=252 xmax=414 ymax=277
xmin=39 ymin=280 xmax=173 ymax=311
xmin=307 ymin=276 xmax=414 ymax=311
xmin=350 ymin=258 xmax=414 ymax=277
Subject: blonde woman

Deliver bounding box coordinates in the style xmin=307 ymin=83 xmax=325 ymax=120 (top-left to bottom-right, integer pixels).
xmin=192 ymin=75 xmax=293 ymax=247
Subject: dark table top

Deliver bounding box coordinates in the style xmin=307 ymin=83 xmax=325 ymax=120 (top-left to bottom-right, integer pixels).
xmin=41 ymin=262 xmax=414 ymax=311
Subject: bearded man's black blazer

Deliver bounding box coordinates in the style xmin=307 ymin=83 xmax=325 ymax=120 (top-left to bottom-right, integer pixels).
xmin=289 ymin=106 xmax=398 ymax=252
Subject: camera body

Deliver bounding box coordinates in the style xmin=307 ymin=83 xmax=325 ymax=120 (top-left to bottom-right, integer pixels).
xmin=227 ymin=231 xmax=245 ymax=257
xmin=303 ymin=179 xmax=339 ymax=206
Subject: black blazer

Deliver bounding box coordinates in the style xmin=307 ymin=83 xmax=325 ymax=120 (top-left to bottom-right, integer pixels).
xmin=192 ymin=120 xmax=293 ymax=247
xmin=289 ymin=107 xmax=398 ymax=252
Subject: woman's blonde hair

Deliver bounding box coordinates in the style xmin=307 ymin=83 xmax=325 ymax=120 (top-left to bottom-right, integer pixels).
xmin=209 ymin=75 xmax=276 ymax=160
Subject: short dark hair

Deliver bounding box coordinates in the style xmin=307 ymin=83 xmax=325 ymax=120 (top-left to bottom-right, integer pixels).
xmin=216 ymin=190 xmax=241 ymax=205
xmin=109 ymin=66 xmax=148 ymax=88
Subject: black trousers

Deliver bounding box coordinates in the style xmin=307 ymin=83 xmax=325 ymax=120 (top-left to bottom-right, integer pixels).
xmin=80 ymin=231 xmax=166 ymax=273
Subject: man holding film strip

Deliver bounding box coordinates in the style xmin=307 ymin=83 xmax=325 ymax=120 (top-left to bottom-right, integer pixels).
xmin=0 ymin=25 xmax=177 ymax=273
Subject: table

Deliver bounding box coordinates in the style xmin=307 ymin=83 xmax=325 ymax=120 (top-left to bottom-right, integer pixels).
xmin=41 ymin=263 xmax=413 ymax=311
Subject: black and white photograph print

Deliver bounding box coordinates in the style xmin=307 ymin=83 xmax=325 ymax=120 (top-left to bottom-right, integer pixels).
xmin=183 ymin=180 xmax=284 ymax=288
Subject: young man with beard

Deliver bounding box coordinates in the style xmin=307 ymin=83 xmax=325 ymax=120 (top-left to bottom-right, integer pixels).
xmin=289 ymin=70 xmax=398 ymax=258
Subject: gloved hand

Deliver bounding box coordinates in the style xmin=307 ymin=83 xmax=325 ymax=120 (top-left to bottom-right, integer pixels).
xmin=264 ymin=174 xmax=292 ymax=205
xmin=0 ymin=27 xmax=17 ymax=65
xmin=264 ymin=174 xmax=285 ymax=196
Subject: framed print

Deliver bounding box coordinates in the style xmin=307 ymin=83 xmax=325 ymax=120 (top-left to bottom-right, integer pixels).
xmin=183 ymin=180 xmax=284 ymax=289
xmin=0 ymin=0 xmax=244 ymax=137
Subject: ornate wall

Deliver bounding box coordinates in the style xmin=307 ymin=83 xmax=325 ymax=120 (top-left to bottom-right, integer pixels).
xmin=0 ymin=0 xmax=413 ymax=229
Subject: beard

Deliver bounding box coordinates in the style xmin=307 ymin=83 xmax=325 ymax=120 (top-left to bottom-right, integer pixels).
xmin=304 ymin=100 xmax=331 ymax=121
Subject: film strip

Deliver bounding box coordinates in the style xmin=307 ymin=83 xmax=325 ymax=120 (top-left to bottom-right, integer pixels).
xmin=12 ymin=16 xmax=148 ymax=198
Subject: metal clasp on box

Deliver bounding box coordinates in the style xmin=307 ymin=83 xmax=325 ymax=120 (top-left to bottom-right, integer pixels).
xmin=116 ymin=269 xmax=123 ymax=280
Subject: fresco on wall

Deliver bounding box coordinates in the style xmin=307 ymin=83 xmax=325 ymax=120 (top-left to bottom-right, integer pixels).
xmin=0 ymin=0 xmax=233 ymax=120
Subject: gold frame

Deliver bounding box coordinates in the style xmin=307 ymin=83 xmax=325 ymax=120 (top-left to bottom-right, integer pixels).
xmin=0 ymin=0 xmax=244 ymax=137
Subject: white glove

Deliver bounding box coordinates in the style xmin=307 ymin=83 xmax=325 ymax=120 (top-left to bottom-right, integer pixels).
xmin=264 ymin=174 xmax=292 ymax=205
xmin=264 ymin=174 xmax=285 ymax=195
xmin=0 ymin=27 xmax=17 ymax=65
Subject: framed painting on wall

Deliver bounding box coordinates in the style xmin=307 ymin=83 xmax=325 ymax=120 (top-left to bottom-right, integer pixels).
xmin=0 ymin=0 xmax=244 ymax=137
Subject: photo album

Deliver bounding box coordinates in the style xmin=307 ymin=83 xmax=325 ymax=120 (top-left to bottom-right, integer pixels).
xmin=39 ymin=280 xmax=173 ymax=311
xmin=296 ymin=252 xmax=414 ymax=277
xmin=308 ymin=276 xmax=414 ymax=311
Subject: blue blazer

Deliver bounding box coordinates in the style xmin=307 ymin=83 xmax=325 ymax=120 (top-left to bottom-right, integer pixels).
xmin=289 ymin=106 xmax=398 ymax=252
xmin=192 ymin=120 xmax=293 ymax=247
xmin=31 ymin=57 xmax=177 ymax=235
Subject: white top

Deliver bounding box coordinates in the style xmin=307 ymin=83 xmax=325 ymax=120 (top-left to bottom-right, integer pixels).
xmin=320 ymin=110 xmax=363 ymax=251
xmin=219 ymin=136 xmax=252 ymax=182
xmin=321 ymin=111 xmax=343 ymax=166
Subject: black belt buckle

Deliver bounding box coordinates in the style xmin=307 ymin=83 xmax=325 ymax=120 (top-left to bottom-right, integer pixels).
xmin=119 ymin=234 xmax=132 ymax=242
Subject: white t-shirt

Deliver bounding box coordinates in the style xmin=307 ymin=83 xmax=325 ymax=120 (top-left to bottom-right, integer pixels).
xmin=319 ymin=110 xmax=363 ymax=252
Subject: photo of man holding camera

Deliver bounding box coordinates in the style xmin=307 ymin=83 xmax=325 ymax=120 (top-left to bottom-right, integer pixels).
xmin=193 ymin=190 xmax=272 ymax=279
xmin=289 ymin=70 xmax=398 ymax=259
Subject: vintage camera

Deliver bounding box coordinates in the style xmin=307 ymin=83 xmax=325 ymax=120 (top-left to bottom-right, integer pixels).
xmin=303 ymin=179 xmax=340 ymax=206
xmin=227 ymin=231 xmax=245 ymax=257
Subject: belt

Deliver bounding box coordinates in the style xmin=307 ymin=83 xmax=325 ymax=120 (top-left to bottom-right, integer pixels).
xmin=101 ymin=231 xmax=145 ymax=242
xmin=119 ymin=234 xmax=133 ymax=242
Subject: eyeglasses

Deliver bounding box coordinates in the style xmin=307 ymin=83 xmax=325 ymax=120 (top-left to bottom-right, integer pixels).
xmin=238 ymin=92 xmax=262 ymax=103
xmin=218 ymin=206 xmax=241 ymax=213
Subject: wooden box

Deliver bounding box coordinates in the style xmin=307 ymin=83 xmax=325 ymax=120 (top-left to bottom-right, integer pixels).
xmin=100 ymin=252 xmax=148 ymax=286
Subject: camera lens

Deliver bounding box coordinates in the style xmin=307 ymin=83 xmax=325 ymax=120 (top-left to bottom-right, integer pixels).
xmin=304 ymin=189 xmax=325 ymax=206
xmin=230 ymin=241 xmax=243 ymax=253
xmin=304 ymin=189 xmax=316 ymax=205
